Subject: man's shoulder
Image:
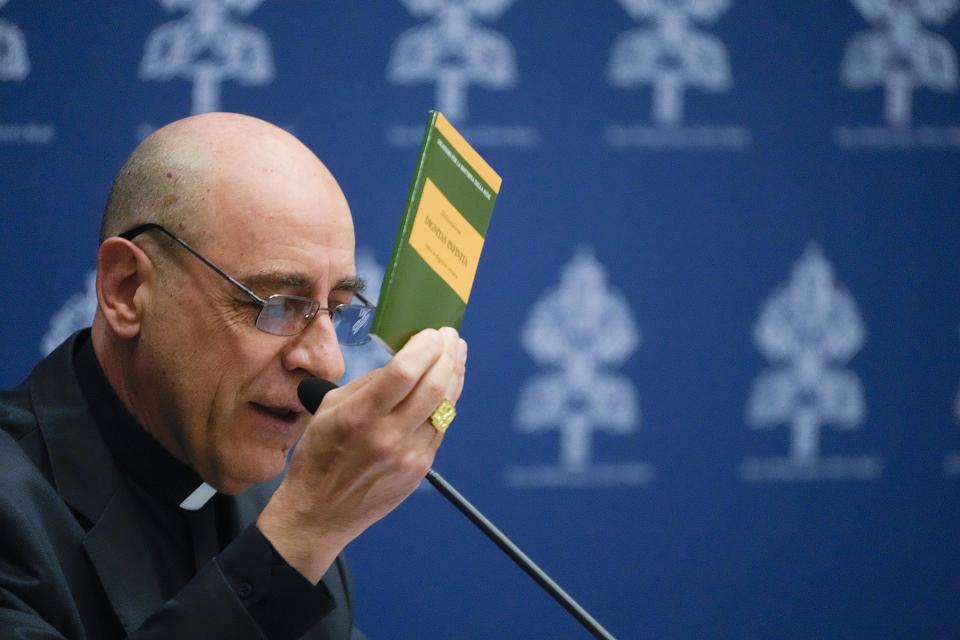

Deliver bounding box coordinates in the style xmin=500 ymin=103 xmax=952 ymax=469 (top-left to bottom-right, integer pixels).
xmin=0 ymin=376 xmax=40 ymax=440
xmin=0 ymin=398 xmax=78 ymax=558
xmin=0 ymin=339 xmax=104 ymax=559
xmin=0 ymin=337 xmax=79 ymax=480
xmin=0 ymin=356 xmax=58 ymax=488
xmin=0 ymin=380 xmax=58 ymax=506
xmin=0 ymin=332 xmax=103 ymax=508
xmin=0 ymin=375 xmax=108 ymax=640
xmin=1 ymin=332 xmax=80 ymax=427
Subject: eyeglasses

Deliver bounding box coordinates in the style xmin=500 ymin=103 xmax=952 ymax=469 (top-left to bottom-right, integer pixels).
xmin=117 ymin=223 xmax=375 ymax=345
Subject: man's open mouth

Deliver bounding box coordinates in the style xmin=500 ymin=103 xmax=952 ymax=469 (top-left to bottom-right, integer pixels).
xmin=252 ymin=403 xmax=300 ymax=423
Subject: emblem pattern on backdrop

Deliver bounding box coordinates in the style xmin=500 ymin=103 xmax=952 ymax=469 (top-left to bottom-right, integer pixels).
xmin=41 ymin=270 xmax=98 ymax=356
xmin=0 ymin=0 xmax=53 ymax=145
xmin=835 ymin=0 xmax=960 ymax=149
xmin=507 ymin=246 xmax=651 ymax=488
xmin=341 ymin=246 xmax=392 ymax=385
xmin=605 ymin=0 xmax=750 ymax=149
xmin=742 ymin=245 xmax=881 ymax=482
xmin=139 ymin=0 xmax=275 ymax=138
xmin=0 ymin=0 xmax=28 ymax=82
xmin=386 ymin=0 xmax=538 ymax=148
xmin=947 ymin=325 xmax=960 ymax=476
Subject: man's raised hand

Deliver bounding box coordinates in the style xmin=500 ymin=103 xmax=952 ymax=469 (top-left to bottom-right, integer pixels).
xmin=258 ymin=327 xmax=467 ymax=584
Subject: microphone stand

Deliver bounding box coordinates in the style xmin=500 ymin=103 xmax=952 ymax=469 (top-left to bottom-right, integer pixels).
xmin=425 ymin=468 xmax=617 ymax=640
xmin=297 ymin=378 xmax=617 ymax=639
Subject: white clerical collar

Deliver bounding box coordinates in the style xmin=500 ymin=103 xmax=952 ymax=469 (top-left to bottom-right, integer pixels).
xmin=178 ymin=482 xmax=217 ymax=511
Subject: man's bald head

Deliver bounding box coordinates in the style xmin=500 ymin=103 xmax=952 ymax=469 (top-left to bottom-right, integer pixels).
xmin=99 ymin=113 xmax=344 ymax=249
xmin=100 ymin=119 xmax=205 ymax=244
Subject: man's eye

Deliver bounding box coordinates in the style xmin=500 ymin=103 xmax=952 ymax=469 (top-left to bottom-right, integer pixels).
xmin=230 ymin=297 xmax=261 ymax=313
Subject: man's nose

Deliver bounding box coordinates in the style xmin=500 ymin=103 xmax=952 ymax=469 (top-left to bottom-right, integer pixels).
xmin=280 ymin=313 xmax=346 ymax=382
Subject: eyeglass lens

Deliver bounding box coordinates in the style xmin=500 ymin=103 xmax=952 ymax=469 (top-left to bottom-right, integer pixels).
xmin=256 ymin=296 xmax=315 ymax=337
xmin=256 ymin=296 xmax=373 ymax=345
xmin=334 ymin=305 xmax=374 ymax=345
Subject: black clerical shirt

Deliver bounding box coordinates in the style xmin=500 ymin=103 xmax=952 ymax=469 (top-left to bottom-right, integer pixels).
xmin=74 ymin=336 xmax=333 ymax=638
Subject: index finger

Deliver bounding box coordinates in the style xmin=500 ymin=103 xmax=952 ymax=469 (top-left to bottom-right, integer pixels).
xmin=346 ymin=328 xmax=448 ymax=418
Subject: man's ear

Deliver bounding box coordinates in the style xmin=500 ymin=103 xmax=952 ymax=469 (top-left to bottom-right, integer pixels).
xmin=96 ymin=237 xmax=154 ymax=339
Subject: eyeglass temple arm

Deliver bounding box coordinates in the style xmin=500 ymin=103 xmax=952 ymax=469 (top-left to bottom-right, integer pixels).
xmin=118 ymin=223 xmax=268 ymax=305
xmin=353 ymin=290 xmax=372 ymax=307
xmin=119 ymin=223 xmax=374 ymax=309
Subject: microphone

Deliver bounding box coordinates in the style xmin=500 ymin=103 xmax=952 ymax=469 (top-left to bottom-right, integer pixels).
xmin=297 ymin=377 xmax=337 ymax=412
xmin=297 ymin=378 xmax=618 ymax=640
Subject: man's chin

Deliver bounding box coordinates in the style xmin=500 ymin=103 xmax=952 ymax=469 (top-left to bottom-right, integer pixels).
xmin=214 ymin=447 xmax=289 ymax=495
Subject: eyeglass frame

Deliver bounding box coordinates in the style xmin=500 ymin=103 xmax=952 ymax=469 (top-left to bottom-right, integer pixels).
xmin=116 ymin=222 xmax=375 ymax=343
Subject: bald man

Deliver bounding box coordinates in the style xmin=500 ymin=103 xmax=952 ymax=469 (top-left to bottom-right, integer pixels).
xmin=0 ymin=113 xmax=466 ymax=638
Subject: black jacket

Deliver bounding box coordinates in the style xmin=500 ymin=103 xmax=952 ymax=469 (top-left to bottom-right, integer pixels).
xmin=0 ymin=333 xmax=362 ymax=639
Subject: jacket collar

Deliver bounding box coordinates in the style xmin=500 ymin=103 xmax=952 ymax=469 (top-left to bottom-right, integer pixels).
xmin=29 ymin=332 xmax=161 ymax=631
xmin=29 ymin=332 xmax=280 ymax=633
xmin=30 ymin=331 xmax=122 ymax=527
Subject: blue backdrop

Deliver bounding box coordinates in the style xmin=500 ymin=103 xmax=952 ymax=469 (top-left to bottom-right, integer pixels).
xmin=1 ymin=1 xmax=959 ymax=638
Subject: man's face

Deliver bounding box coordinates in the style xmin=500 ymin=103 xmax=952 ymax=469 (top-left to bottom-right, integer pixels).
xmin=135 ymin=148 xmax=357 ymax=495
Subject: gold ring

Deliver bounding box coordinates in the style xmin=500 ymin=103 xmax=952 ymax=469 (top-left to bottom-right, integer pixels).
xmin=430 ymin=399 xmax=456 ymax=433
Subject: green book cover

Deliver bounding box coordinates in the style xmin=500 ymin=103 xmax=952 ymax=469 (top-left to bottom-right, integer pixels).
xmin=371 ymin=111 xmax=502 ymax=353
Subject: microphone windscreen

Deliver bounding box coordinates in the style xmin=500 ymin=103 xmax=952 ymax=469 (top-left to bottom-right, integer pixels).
xmin=298 ymin=378 xmax=339 ymax=414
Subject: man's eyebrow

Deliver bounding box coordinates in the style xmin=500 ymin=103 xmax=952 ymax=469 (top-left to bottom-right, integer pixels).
xmin=237 ymin=271 xmax=366 ymax=298
xmin=239 ymin=271 xmax=313 ymax=293
xmin=332 ymin=276 xmax=365 ymax=294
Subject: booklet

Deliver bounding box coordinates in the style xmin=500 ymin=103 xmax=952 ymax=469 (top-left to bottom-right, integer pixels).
xmin=371 ymin=111 xmax=502 ymax=353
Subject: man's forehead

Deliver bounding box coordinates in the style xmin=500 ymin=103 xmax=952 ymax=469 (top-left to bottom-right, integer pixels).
xmin=210 ymin=190 xmax=356 ymax=260
xmin=190 ymin=127 xmax=358 ymax=298
xmin=198 ymin=125 xmax=355 ymax=234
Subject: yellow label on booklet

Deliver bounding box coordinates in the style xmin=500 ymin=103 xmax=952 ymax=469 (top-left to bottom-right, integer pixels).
xmin=408 ymin=178 xmax=485 ymax=303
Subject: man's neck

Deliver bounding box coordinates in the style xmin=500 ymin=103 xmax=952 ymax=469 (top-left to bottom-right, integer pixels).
xmin=91 ymin=318 xmax=191 ymax=472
